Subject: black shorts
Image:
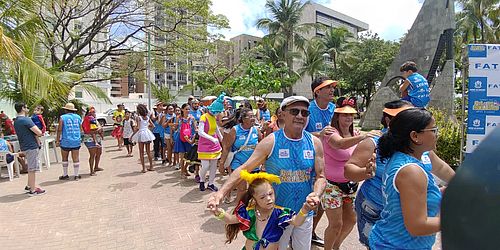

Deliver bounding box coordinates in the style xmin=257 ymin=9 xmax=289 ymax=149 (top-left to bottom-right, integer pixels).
xmin=124 ymin=138 xmax=134 ymax=146
xmin=60 ymin=146 xmax=81 ymax=151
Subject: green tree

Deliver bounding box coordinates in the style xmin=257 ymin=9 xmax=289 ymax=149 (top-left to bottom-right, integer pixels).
xmin=321 ymin=26 xmax=353 ymax=70
xmin=456 ymin=0 xmax=499 ymax=44
xmin=299 ymin=39 xmax=325 ymax=82
xmin=0 ymin=0 xmax=79 ymax=110
xmin=256 ymin=0 xmax=313 ymax=95
xmin=337 ymin=32 xmax=400 ymax=108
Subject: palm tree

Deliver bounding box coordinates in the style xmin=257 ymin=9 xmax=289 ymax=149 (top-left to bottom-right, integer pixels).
xmin=299 ymin=39 xmax=325 ymax=82
xmin=321 ymin=26 xmax=353 ymax=70
xmin=256 ymin=0 xmax=313 ymax=95
xmin=456 ymin=0 xmax=499 ymax=44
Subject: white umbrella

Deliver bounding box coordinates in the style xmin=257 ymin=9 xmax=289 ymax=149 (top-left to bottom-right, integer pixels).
xmin=201 ymin=96 xmax=217 ymax=101
xmin=232 ymin=96 xmax=248 ymax=101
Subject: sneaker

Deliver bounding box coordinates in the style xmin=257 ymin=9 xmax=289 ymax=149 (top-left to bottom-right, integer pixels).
xmin=59 ymin=175 xmax=70 ymax=180
xmin=154 ymin=157 xmax=158 ymax=161
xmin=174 ymin=164 xmax=180 ymax=170
xmin=199 ymin=182 xmax=205 ymax=191
xmin=207 ymin=184 xmax=218 ymax=192
xmin=28 ymin=187 xmax=46 ymax=196
xmin=311 ymin=234 xmax=325 ymax=247
xmin=24 ymin=185 xmax=31 ymax=192
xmin=74 ymin=175 xmax=81 ymax=181
xmin=195 ymin=175 xmax=201 ymax=183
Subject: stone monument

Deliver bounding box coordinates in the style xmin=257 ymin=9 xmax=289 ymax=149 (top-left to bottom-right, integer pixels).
xmin=361 ymin=0 xmax=456 ymax=129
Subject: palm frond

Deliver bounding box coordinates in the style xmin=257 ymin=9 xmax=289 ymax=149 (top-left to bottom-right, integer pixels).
xmin=79 ymin=83 xmax=112 ymax=104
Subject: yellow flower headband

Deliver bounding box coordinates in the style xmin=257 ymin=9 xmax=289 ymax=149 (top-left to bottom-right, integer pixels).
xmin=240 ymin=170 xmax=281 ymax=185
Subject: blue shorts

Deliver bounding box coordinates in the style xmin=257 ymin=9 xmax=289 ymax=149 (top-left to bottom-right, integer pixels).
xmin=84 ymin=141 xmax=101 ymax=149
xmin=354 ymin=190 xmax=382 ymax=247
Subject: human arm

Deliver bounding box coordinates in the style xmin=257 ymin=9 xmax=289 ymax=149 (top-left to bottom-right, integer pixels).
xmin=429 ymin=150 xmax=455 ymax=183
xmin=198 ymin=120 xmax=218 ymax=144
xmin=290 ymin=202 xmax=314 ymax=226
xmin=310 ymin=136 xmax=326 ymax=207
xmin=397 ymin=164 xmax=440 ymax=236
xmin=327 ymin=130 xmax=380 ymax=150
xmin=207 ymin=134 xmax=274 ymax=211
xmin=55 ymin=119 xmax=63 ymax=146
xmin=344 ymin=139 xmax=377 ymax=181
xmin=218 ymin=128 xmax=236 ymax=170
xmin=212 ymin=208 xmax=242 ymax=225
xmin=400 ymin=79 xmax=410 ymax=93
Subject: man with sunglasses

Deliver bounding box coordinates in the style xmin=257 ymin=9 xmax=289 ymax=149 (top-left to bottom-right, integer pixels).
xmin=305 ymin=76 xmax=338 ymax=246
xmin=208 ymin=96 xmax=326 ymax=250
xmin=344 ymin=101 xmax=455 ymax=248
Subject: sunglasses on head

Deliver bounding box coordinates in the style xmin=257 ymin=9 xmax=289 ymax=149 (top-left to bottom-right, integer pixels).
xmin=285 ymin=108 xmax=310 ymax=117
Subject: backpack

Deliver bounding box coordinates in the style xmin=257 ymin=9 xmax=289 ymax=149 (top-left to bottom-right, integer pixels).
xmin=180 ymin=118 xmax=192 ymax=142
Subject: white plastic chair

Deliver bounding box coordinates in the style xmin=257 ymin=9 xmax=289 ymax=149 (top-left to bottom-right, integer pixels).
xmin=0 ymin=151 xmax=20 ymax=181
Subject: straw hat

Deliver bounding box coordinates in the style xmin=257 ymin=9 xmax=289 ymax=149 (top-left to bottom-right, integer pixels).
xmin=334 ymin=106 xmax=357 ymax=114
xmin=62 ymin=103 xmax=77 ymax=111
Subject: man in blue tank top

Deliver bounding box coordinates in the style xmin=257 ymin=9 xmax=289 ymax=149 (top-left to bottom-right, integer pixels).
xmin=56 ymin=103 xmax=83 ymax=181
xmin=208 ymin=96 xmax=327 ymax=250
xmin=344 ymin=100 xmax=455 ymax=247
xmin=304 ymin=76 xmax=337 ymax=246
xmin=399 ymin=61 xmax=430 ymax=107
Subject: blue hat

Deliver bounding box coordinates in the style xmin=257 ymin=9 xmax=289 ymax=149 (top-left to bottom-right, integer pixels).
xmin=207 ymin=92 xmax=226 ymax=114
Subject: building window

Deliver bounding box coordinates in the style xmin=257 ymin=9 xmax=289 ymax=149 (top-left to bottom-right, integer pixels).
xmin=178 ymin=74 xmax=186 ymax=81
xmin=75 ymin=91 xmax=83 ymax=98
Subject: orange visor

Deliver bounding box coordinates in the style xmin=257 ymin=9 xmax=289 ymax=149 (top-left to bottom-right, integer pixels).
xmin=313 ymin=80 xmax=337 ymax=93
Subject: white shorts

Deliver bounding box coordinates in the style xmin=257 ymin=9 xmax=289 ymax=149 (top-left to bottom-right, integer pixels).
xmin=164 ymin=133 xmax=171 ymax=139
xmin=279 ymin=214 xmax=313 ymax=250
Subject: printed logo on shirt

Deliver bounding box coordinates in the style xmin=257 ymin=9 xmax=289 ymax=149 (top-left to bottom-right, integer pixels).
xmin=315 ymin=122 xmax=323 ymax=130
xmin=239 ymin=135 xmax=246 ymax=140
xmin=279 ymin=149 xmax=290 ymax=158
xmin=303 ymin=150 xmax=314 ymax=160
xmin=421 ymin=154 xmax=431 ymax=165
xmin=252 ymin=134 xmax=258 ymax=138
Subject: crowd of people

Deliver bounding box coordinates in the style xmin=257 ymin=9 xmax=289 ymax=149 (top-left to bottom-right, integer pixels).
xmin=1 ymin=60 xmax=453 ymax=249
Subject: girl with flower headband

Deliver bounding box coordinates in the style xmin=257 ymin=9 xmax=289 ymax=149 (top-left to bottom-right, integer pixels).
xmin=213 ymin=170 xmax=313 ymax=250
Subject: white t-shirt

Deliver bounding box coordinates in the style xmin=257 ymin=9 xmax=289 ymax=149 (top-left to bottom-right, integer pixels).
xmin=123 ymin=119 xmax=134 ymax=139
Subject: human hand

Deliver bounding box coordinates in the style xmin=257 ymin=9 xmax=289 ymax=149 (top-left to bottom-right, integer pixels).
xmin=207 ymin=192 xmax=224 ymax=212
xmin=320 ymin=126 xmax=335 ymax=139
xmin=305 ymin=192 xmax=320 ymax=209
xmin=55 ymin=141 xmax=60 ymax=147
xmin=302 ymin=201 xmax=314 ymax=212
xmin=364 ymin=152 xmax=377 ymax=178
xmin=363 ymin=130 xmax=382 ymax=139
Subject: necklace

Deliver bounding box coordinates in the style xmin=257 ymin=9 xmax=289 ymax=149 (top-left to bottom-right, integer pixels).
xmin=255 ymin=208 xmax=270 ymax=222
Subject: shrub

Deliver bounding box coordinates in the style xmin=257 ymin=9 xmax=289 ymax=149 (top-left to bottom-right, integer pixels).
xmin=428 ymin=107 xmax=462 ymax=167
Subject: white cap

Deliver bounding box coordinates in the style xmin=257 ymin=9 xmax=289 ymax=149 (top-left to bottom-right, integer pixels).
xmin=280 ymin=96 xmax=310 ymax=110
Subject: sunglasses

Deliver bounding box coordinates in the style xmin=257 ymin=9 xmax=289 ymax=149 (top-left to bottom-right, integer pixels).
xmin=285 ymin=108 xmax=310 ymax=117
xmin=419 ymin=127 xmax=439 ymax=134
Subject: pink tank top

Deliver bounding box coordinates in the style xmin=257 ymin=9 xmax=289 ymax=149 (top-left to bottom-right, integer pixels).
xmin=322 ymin=129 xmax=359 ymax=182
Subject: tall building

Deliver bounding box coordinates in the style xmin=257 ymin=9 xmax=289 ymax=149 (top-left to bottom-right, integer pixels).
xmin=229 ymin=34 xmax=262 ymax=68
xmin=293 ymin=2 xmax=369 ymax=98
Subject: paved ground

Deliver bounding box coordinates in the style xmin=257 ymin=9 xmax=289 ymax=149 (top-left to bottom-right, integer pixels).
xmin=0 ymin=137 xmax=441 ymax=249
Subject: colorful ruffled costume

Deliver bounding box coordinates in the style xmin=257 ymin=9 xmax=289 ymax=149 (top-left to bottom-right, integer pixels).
xmin=235 ymin=201 xmax=295 ymax=250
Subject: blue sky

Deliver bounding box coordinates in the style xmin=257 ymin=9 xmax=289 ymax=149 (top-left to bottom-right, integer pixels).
xmin=211 ymin=0 xmax=426 ymax=41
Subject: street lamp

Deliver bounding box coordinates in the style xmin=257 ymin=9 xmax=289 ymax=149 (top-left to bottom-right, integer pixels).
xmin=145 ymin=19 xmax=153 ymax=109
xmin=322 ymin=53 xmax=330 ymax=76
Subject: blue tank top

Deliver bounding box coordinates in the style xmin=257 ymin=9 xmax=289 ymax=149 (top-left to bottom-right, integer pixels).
xmin=407 ymin=73 xmax=430 ymax=107
xmin=360 ymin=129 xmax=433 ymax=210
xmin=305 ymin=100 xmax=335 ymax=133
xmin=369 ymin=151 xmax=441 ymax=250
xmin=230 ymin=125 xmax=259 ymax=170
xmin=152 ymin=112 xmax=165 ymax=135
xmin=265 ymin=129 xmax=316 ymax=213
xmin=259 ymin=109 xmax=271 ymax=122
xmin=60 ymin=113 xmax=82 ymax=148
xmin=189 ymin=109 xmax=202 ymax=122
xmin=163 ymin=114 xmax=173 ymax=135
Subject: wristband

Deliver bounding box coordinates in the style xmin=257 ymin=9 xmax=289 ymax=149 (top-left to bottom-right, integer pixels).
xmin=298 ymin=208 xmax=307 ymax=217
xmin=215 ymin=210 xmax=225 ymax=220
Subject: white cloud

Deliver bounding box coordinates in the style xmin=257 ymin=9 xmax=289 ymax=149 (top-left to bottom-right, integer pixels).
xmin=210 ymin=0 xmax=424 ymax=41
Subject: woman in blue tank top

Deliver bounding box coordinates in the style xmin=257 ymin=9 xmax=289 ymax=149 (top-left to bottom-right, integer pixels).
xmin=369 ymin=108 xmax=441 ymax=250
xmin=219 ymin=108 xmax=262 ymax=203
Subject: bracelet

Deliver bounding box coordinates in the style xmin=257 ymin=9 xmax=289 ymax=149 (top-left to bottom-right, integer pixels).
xmin=298 ymin=209 xmax=307 ymax=217
xmin=215 ymin=210 xmax=226 ymax=220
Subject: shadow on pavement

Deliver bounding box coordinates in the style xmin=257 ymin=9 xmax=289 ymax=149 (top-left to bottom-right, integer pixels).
xmin=179 ymin=186 xmax=212 ymax=204
xmin=111 ymin=155 xmax=131 ymax=160
xmin=199 ymin=217 xmax=225 ymax=234
xmin=0 ymin=193 xmax=30 ymax=203
xmin=108 ymin=182 xmax=138 ymax=192
xmin=116 ymin=171 xmax=143 ymax=177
